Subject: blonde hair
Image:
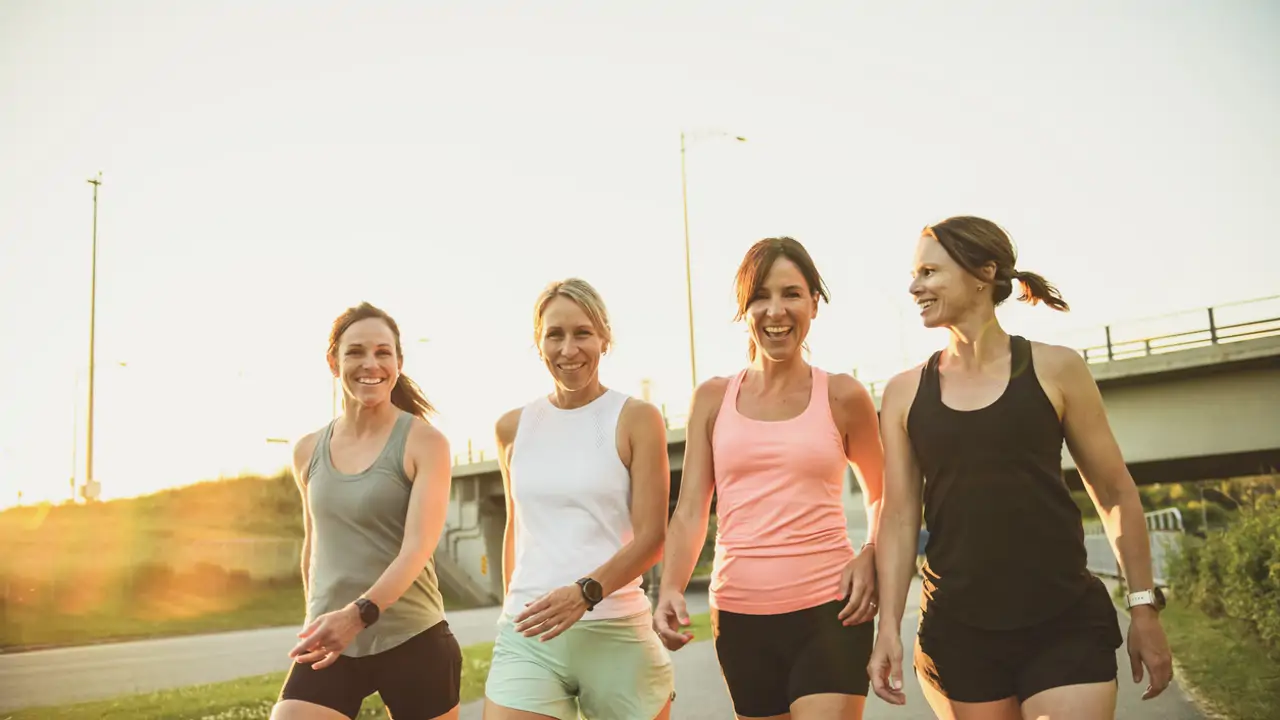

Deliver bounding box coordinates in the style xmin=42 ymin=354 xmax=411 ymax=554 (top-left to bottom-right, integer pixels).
xmin=533 ymin=278 xmax=613 ymax=353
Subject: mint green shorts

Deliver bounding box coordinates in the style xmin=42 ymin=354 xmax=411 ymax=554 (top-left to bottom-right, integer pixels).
xmin=484 ymin=610 xmax=675 ymax=719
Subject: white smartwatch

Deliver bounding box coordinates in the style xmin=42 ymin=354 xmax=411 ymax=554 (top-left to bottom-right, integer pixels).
xmin=1125 ymin=587 xmax=1166 ymax=611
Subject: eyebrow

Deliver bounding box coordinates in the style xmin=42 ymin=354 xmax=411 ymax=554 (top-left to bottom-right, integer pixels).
xmin=345 ymin=342 xmax=394 ymax=348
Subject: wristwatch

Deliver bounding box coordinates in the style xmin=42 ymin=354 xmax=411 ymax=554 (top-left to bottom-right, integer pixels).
xmin=354 ymin=597 xmax=381 ymax=627
xmin=1125 ymin=587 xmax=1166 ymax=612
xmin=575 ymin=577 xmax=604 ymax=611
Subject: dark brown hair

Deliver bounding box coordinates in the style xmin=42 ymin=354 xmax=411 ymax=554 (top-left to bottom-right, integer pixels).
xmin=733 ymin=237 xmax=831 ymax=360
xmin=328 ymin=302 xmax=434 ymax=418
xmin=925 ymin=216 xmax=1069 ymax=312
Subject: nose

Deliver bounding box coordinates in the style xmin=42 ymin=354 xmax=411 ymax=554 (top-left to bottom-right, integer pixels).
xmin=764 ymin=297 xmax=786 ymax=318
xmin=909 ymin=277 xmax=924 ymax=297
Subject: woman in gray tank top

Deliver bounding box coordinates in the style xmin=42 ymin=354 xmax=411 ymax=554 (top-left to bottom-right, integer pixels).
xmin=271 ymin=302 xmax=461 ymax=720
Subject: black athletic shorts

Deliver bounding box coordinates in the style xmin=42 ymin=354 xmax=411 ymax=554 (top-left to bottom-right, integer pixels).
xmin=914 ymin=576 xmax=1124 ymax=704
xmin=279 ymin=619 xmax=462 ymax=719
xmin=712 ymin=599 xmax=874 ymax=717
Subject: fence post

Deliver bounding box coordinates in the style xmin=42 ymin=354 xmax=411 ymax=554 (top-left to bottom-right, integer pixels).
xmin=1105 ymin=325 xmax=1114 ymax=361
xmin=1208 ymin=306 xmax=1218 ymax=344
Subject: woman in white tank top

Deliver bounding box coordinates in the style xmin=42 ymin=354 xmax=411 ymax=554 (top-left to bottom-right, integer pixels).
xmin=482 ymin=278 xmax=675 ymax=720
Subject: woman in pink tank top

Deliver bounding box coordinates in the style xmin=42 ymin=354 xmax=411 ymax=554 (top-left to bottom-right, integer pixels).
xmin=654 ymin=237 xmax=886 ymax=720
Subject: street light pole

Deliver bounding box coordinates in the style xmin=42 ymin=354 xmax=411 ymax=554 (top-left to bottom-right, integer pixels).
xmin=85 ymin=172 xmax=102 ymax=502
xmin=680 ymin=132 xmax=697 ymax=391
xmin=679 ymin=130 xmax=746 ymax=393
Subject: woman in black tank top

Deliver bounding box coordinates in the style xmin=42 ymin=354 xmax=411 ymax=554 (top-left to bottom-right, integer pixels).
xmin=867 ymin=217 xmax=1173 ymax=719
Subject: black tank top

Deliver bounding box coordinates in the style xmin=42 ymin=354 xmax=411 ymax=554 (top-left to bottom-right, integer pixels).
xmin=907 ymin=335 xmax=1092 ymax=630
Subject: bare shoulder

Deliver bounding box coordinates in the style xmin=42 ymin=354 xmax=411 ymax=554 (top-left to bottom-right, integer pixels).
xmin=881 ymin=363 xmax=927 ymax=421
xmin=1029 ymin=341 xmax=1090 ymax=383
xmin=692 ymin=375 xmax=732 ymax=415
xmin=291 ymin=429 xmax=323 ymax=485
xmin=495 ymin=406 xmax=524 ymax=448
xmin=406 ymin=416 xmax=450 ymax=457
xmin=827 ymin=371 xmax=874 ymax=406
xmin=620 ymin=396 xmax=666 ymax=430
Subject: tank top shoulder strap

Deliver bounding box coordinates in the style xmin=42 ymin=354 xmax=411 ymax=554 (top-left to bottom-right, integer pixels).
xmin=718 ymin=369 xmax=748 ymax=417
xmin=918 ymin=349 xmax=944 ymax=402
xmin=309 ymin=419 xmax=337 ymax=480
xmin=806 ymin=365 xmax=833 ymax=419
xmin=1008 ymin=335 xmax=1034 ymax=385
xmin=381 ymin=411 xmax=414 ymax=470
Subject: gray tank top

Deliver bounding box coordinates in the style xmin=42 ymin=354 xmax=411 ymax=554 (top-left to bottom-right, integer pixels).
xmin=305 ymin=410 xmax=445 ymax=656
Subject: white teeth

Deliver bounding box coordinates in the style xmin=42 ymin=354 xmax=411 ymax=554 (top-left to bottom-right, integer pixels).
xmin=560 ymin=363 xmax=585 ymax=371
xmin=918 ymin=300 xmax=936 ymax=310
xmin=356 ymin=378 xmax=384 ymax=385
xmin=764 ymin=326 xmax=791 ymax=335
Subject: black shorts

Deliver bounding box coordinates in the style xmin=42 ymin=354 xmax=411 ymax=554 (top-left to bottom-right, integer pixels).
xmin=914 ymin=577 xmax=1124 ymax=704
xmin=712 ymin=600 xmax=874 ymax=717
xmin=279 ymin=620 xmax=462 ymax=719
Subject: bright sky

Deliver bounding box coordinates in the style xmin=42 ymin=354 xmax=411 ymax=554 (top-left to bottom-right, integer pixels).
xmin=2 ymin=1 xmax=1277 ymax=507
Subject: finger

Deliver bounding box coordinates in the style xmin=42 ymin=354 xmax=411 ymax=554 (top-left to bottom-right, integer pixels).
xmin=843 ymin=582 xmax=869 ymax=624
xmin=1144 ymin=658 xmax=1172 ymax=699
xmin=514 ymin=600 xmax=547 ymax=624
xmin=838 ymin=576 xmax=862 ymax=620
xmin=540 ymin=621 xmax=569 ymax=642
xmin=312 ymin=650 xmax=341 ymax=671
xmin=514 ymin=609 xmax=551 ymax=633
xmin=889 ymin=649 xmax=906 ymax=699
xmin=295 ymin=648 xmax=329 ymax=665
xmin=849 ymin=595 xmax=876 ymax=626
xmin=1129 ymin=646 xmax=1143 ymax=684
xmin=296 ymin=618 xmax=321 ymax=638
xmin=674 ymin=601 xmax=691 ymax=626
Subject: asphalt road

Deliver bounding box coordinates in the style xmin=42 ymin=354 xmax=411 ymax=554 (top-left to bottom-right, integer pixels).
xmin=0 ymin=593 xmax=711 ymax=714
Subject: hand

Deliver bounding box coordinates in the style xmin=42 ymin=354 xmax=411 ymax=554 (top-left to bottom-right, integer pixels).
xmin=868 ymin=629 xmax=907 ymax=705
xmin=837 ymin=545 xmax=878 ymax=626
xmin=288 ymin=604 xmax=364 ymax=670
xmin=1127 ymin=607 xmax=1173 ymax=700
xmin=514 ymin=585 xmax=588 ymax=642
xmin=653 ymin=591 xmax=694 ymax=651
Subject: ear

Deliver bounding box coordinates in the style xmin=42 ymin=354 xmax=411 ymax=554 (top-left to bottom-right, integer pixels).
xmin=327 ymin=353 xmax=339 ymax=378
xmin=979 ymin=261 xmax=998 ymax=284
xmin=811 ymin=292 xmax=820 ymax=320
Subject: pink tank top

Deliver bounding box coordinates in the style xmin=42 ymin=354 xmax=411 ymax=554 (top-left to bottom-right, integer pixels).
xmin=710 ymin=366 xmax=854 ymax=614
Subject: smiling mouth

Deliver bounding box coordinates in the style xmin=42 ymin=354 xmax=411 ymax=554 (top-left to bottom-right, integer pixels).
xmin=558 ymin=362 xmax=586 ymax=372
xmin=917 ymin=299 xmax=937 ymax=312
xmin=356 ymin=378 xmax=385 ymax=385
xmin=763 ymin=326 xmax=793 ymax=339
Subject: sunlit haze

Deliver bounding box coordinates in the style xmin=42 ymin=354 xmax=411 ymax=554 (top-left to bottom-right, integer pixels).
xmin=2 ymin=1 xmax=1277 ymax=507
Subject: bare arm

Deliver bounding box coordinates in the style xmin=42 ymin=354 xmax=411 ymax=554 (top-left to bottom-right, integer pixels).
xmin=585 ymin=399 xmax=670 ymax=597
xmin=659 ymin=378 xmax=727 ymax=595
xmin=291 ymin=432 xmax=320 ymax=602
xmin=495 ymin=408 xmax=522 ymax=596
xmin=1046 ymin=343 xmax=1172 ymax=698
xmin=832 ymin=373 xmax=886 ymax=544
xmin=1048 ymin=346 xmax=1155 ymax=591
xmin=873 ymin=368 xmax=925 ymax=632
xmin=359 ymin=421 xmax=453 ymax=611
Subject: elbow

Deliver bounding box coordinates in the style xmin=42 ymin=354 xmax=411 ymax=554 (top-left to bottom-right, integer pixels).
xmin=638 ymin=524 xmax=667 ymax=569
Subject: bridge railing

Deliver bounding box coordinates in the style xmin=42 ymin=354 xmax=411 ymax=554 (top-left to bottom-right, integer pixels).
xmin=451 ymin=294 xmax=1280 ymax=462
xmin=1084 ymin=507 xmax=1185 ymax=586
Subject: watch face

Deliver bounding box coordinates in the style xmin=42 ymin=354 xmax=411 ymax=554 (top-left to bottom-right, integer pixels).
xmin=581 ymin=578 xmax=603 ymax=603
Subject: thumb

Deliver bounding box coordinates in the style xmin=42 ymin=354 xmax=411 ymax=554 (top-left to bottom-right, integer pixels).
xmin=890 ymin=651 xmax=904 ymax=691
xmin=676 ymin=601 xmax=691 ymax=625
xmin=297 ymin=618 xmax=320 ymax=638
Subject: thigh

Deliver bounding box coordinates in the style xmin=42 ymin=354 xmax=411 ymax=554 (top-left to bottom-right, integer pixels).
xmin=375 ymin=622 xmax=465 ymax=720
xmin=276 ymin=654 xmax=372 ymax=720
xmin=483 ymin=617 xmax=577 ymax=720
xmin=1021 ymin=682 xmax=1116 ymax=720
xmin=787 ymin=601 xmax=875 ymax=704
xmin=574 ymin=612 xmax=675 ymax=720
xmin=1015 ymin=578 xmax=1122 ymax=706
xmin=914 ymin=609 xmax=1018 ymax=705
xmin=712 ymin=608 xmax=791 ymax=719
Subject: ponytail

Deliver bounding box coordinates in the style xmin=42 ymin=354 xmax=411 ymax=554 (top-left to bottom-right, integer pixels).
xmin=1013 ymin=270 xmax=1069 ymax=312
xmin=391 ymin=372 xmax=434 ymax=419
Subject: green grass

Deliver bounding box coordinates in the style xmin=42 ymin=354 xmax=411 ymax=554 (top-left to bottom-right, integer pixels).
xmin=1158 ymin=598 xmax=1280 ymax=720
xmin=8 ymin=613 xmax=712 ymax=719
xmin=2 ymin=581 xmax=305 ymax=651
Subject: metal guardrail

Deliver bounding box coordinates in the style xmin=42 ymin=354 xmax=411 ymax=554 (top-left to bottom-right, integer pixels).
xmin=1084 ymin=508 xmax=1184 ymax=586
xmin=450 ymin=295 xmax=1280 ymax=462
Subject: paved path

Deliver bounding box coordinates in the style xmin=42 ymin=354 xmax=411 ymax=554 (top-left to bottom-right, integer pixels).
xmin=0 ymin=593 xmax=711 ymax=714
xmin=461 ymin=579 xmax=1204 ymax=719
xmin=0 ymin=603 xmax=508 ymax=713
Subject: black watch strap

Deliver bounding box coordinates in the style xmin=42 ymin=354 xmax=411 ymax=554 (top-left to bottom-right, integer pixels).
xmin=354 ymin=597 xmax=380 ymax=627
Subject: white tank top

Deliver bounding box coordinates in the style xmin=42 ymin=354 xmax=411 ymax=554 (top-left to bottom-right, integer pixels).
xmin=503 ymin=389 xmax=650 ymax=620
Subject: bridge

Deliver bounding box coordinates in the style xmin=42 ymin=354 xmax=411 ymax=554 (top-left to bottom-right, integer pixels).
xmin=435 ymin=296 xmax=1280 ymax=605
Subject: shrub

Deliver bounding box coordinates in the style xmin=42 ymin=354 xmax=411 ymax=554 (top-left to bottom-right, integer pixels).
xmin=1169 ymin=495 xmax=1280 ymax=652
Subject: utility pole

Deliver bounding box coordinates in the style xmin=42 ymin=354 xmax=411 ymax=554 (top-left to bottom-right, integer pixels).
xmin=85 ymin=172 xmax=102 ymax=502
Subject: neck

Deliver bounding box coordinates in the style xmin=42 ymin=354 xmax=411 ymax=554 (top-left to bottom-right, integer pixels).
xmin=750 ymin=352 xmax=810 ymax=390
xmin=551 ymin=377 xmax=606 ymax=410
xmin=341 ymin=399 xmax=400 ymax=436
xmin=945 ymin=308 xmax=1008 ymax=368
